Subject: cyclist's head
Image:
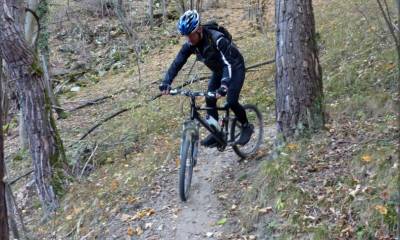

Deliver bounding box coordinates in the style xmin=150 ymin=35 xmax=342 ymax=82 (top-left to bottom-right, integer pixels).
xmin=177 ymin=10 xmax=202 ymax=45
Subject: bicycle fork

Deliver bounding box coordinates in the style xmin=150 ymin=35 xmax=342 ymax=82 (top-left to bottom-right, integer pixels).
xmin=182 ymin=120 xmax=199 ymax=166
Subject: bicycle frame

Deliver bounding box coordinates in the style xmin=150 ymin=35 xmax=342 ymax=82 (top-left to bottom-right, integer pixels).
xmin=186 ymin=94 xmax=235 ymax=149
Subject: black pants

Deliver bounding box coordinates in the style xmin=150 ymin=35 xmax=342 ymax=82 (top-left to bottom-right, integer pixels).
xmin=206 ymin=66 xmax=248 ymax=124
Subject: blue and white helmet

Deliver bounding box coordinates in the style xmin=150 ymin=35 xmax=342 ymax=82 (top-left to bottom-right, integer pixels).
xmin=177 ymin=10 xmax=200 ymax=36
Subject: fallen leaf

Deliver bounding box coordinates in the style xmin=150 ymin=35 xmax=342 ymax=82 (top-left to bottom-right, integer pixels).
xmin=121 ymin=213 xmax=133 ymax=222
xmin=111 ymin=180 xmax=119 ymax=191
xmin=287 ymin=143 xmax=299 ymax=151
xmin=303 ymin=215 xmax=317 ymax=221
xmin=136 ymin=226 xmax=143 ymax=236
xmin=349 ymin=184 xmax=361 ymax=197
xmin=132 ymin=208 xmax=156 ymax=221
xmin=145 ymin=222 xmax=153 ymax=229
xmin=374 ymin=205 xmax=388 ymax=215
xmin=216 ymin=218 xmax=227 ymax=225
xmin=258 ymin=207 xmax=273 ymax=214
xmin=380 ymin=190 xmax=390 ymax=201
xmin=218 ymin=194 xmax=228 ymax=200
xmin=341 ymin=225 xmax=353 ymax=234
xmin=361 ymin=154 xmax=372 ymax=163
xmin=127 ymin=227 xmax=134 ymax=236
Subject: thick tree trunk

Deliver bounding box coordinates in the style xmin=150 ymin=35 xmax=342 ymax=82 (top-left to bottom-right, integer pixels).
xmin=0 ymin=57 xmax=9 ymax=240
xmin=0 ymin=0 xmax=67 ymax=214
xmin=275 ymin=0 xmax=324 ymax=138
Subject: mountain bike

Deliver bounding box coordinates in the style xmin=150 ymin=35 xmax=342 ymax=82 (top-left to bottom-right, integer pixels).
xmin=169 ymin=89 xmax=264 ymax=202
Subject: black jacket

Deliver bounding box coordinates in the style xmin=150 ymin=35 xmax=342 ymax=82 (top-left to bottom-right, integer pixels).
xmin=163 ymin=28 xmax=245 ymax=88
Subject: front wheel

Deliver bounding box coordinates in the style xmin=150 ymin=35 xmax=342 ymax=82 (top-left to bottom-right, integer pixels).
xmin=179 ymin=131 xmax=198 ymax=201
xmin=231 ymin=104 xmax=264 ymax=159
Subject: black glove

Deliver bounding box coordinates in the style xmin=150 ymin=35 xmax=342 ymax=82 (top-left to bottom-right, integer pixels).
xmin=216 ymin=85 xmax=228 ymax=97
xmin=159 ymin=83 xmax=171 ymax=92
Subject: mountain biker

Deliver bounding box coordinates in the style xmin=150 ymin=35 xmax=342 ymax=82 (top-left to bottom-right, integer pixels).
xmin=159 ymin=10 xmax=253 ymax=147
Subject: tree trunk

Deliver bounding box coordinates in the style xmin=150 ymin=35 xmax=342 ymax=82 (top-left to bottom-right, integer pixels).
xmin=162 ymin=0 xmax=167 ymax=24
xmin=25 ymin=0 xmax=40 ymax=47
xmin=0 ymin=0 xmax=67 ymax=214
xmin=177 ymin=0 xmax=186 ymax=14
xmin=196 ymin=0 xmax=202 ymax=11
xmin=148 ymin=0 xmax=154 ymax=28
xmin=36 ymin=0 xmax=65 ymax=118
xmin=0 ymin=57 xmax=9 ymax=240
xmin=275 ymin=0 xmax=324 ymax=138
xmin=0 ymin=59 xmax=9 ymax=122
xmin=20 ymin=0 xmax=40 ymax=150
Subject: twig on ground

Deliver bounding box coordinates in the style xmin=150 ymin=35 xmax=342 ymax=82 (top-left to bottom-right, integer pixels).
xmin=79 ymin=144 xmax=98 ymax=179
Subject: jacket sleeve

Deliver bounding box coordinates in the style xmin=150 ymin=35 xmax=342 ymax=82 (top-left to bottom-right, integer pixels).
xmin=163 ymin=43 xmax=193 ymax=85
xmin=216 ymin=37 xmax=234 ymax=87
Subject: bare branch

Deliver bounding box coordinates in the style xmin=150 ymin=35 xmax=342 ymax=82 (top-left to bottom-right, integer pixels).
xmin=377 ymin=0 xmax=400 ymax=49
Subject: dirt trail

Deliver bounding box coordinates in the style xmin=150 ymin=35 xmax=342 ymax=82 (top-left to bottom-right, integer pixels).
xmin=143 ymin=147 xmax=238 ymax=240
xmin=174 ymin=147 xmax=234 ymax=240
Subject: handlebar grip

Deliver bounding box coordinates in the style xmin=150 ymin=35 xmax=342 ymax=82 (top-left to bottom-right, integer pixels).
xmin=206 ymin=92 xmax=217 ymax=98
xmin=169 ymin=89 xmax=179 ymax=95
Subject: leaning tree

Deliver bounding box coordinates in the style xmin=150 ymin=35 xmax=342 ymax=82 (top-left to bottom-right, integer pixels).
xmin=274 ymin=0 xmax=324 ymax=138
xmin=0 ymin=0 xmax=68 ymax=214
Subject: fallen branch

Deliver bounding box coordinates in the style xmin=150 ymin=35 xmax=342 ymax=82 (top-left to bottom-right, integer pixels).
xmin=78 ymin=108 xmax=131 ymax=141
xmin=245 ymin=59 xmax=275 ymax=71
xmin=9 ymin=170 xmax=34 ymax=185
xmin=66 ymin=88 xmax=129 ymax=112
xmin=69 ymin=95 xmax=113 ymax=112
xmin=79 ymin=144 xmax=98 ymax=179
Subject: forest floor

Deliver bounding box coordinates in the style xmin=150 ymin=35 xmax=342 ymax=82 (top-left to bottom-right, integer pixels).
xmin=3 ymin=0 xmax=399 ymax=239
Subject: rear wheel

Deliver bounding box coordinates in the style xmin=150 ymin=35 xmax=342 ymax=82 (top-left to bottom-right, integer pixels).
xmin=179 ymin=132 xmax=197 ymax=201
xmin=231 ymin=104 xmax=264 ymax=159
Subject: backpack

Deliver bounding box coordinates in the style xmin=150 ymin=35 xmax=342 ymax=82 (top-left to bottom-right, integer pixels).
xmin=202 ymin=20 xmax=233 ymax=42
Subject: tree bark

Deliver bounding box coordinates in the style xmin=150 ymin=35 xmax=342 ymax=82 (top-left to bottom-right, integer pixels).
xmin=21 ymin=0 xmax=41 ymax=150
xmin=0 ymin=0 xmax=67 ymax=214
xmin=0 ymin=59 xmax=9 ymax=122
xmin=275 ymin=0 xmax=324 ymax=138
xmin=162 ymin=0 xmax=167 ymax=24
xmin=0 ymin=56 xmax=9 ymax=240
xmin=196 ymin=0 xmax=202 ymax=11
xmin=34 ymin=0 xmax=65 ymax=118
xmin=148 ymin=0 xmax=154 ymax=28
xmin=24 ymin=0 xmax=40 ymax=47
xmin=177 ymin=0 xmax=186 ymax=14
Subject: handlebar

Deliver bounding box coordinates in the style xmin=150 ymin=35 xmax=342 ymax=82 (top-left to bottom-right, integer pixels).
xmin=169 ymin=89 xmax=217 ymax=99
